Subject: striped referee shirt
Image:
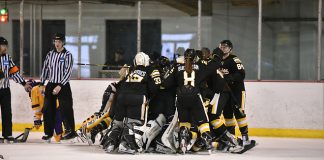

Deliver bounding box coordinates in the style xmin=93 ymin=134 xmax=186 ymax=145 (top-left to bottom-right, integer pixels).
xmin=0 ymin=54 xmax=26 ymax=89
xmin=40 ymin=48 xmax=73 ymax=86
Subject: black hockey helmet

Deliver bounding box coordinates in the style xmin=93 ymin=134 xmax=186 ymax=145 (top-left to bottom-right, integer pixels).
xmin=184 ymin=49 xmax=196 ymax=61
xmin=212 ymin=47 xmax=224 ymax=59
xmin=196 ymin=50 xmax=203 ymax=60
xmin=27 ymin=79 xmax=37 ymax=88
xmin=53 ymin=33 xmax=65 ymax=44
xmin=0 ymin=37 xmax=8 ymax=45
xmin=220 ymin=40 xmax=233 ymax=49
xmin=201 ymin=47 xmax=211 ymax=59
xmin=157 ymin=56 xmax=170 ymax=68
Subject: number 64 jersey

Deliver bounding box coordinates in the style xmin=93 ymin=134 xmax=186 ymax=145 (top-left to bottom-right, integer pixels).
xmin=220 ymin=54 xmax=246 ymax=92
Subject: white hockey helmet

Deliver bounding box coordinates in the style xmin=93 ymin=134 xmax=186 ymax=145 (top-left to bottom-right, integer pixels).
xmin=134 ymin=52 xmax=150 ymax=67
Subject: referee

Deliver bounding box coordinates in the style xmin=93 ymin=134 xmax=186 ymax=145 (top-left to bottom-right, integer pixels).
xmin=40 ymin=33 xmax=76 ymax=141
xmin=0 ymin=36 xmax=32 ymax=142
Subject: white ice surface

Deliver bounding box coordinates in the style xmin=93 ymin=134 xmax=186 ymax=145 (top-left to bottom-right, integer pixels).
xmin=1 ymin=132 xmax=324 ymax=160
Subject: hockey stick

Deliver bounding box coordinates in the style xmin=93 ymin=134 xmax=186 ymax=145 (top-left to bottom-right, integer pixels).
xmin=133 ymin=100 xmax=150 ymax=151
xmin=14 ymin=125 xmax=35 ymax=143
xmin=228 ymin=89 xmax=246 ymax=118
xmin=76 ymin=63 xmax=130 ymax=68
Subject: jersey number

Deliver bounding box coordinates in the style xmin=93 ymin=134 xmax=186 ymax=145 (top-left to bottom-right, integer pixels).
xmin=237 ymin=64 xmax=244 ymax=70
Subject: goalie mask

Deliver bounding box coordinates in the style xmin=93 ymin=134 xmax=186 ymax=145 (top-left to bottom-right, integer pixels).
xmin=134 ymin=52 xmax=150 ymax=67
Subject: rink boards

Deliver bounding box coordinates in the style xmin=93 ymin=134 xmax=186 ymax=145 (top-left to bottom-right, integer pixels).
xmin=2 ymin=79 xmax=324 ymax=138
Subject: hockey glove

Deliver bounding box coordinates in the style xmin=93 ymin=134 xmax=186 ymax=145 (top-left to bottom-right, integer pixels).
xmin=34 ymin=119 xmax=42 ymax=129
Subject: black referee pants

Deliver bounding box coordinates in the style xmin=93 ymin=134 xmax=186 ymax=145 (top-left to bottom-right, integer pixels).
xmin=43 ymin=83 xmax=75 ymax=136
xmin=0 ymin=88 xmax=12 ymax=137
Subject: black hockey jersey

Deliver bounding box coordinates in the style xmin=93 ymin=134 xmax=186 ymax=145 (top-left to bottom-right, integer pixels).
xmin=199 ymin=58 xmax=226 ymax=98
xmin=118 ymin=65 xmax=161 ymax=96
xmin=220 ymin=54 xmax=245 ymax=91
xmin=164 ymin=60 xmax=220 ymax=96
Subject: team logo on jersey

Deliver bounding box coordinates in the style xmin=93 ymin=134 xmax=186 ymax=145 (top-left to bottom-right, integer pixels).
xmin=233 ymin=57 xmax=242 ymax=63
xmin=59 ymin=57 xmax=65 ymax=62
xmin=220 ymin=68 xmax=229 ymax=75
xmin=3 ymin=60 xmax=9 ymax=65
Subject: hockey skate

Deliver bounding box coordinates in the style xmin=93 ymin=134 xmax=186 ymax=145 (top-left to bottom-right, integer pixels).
xmin=186 ymin=131 xmax=197 ymax=151
xmin=86 ymin=129 xmax=97 ymax=145
xmin=105 ymin=142 xmax=116 ymax=153
xmin=242 ymin=134 xmax=251 ymax=146
xmin=118 ymin=132 xmax=140 ymax=154
xmin=76 ymin=129 xmax=87 ymax=143
xmin=230 ymin=140 xmax=256 ymax=154
xmin=102 ymin=127 xmax=122 ymax=152
xmin=2 ymin=136 xmax=15 ymax=144
xmin=231 ymin=134 xmax=256 ymax=154
xmin=222 ymin=131 xmax=238 ymax=147
xmin=61 ymin=130 xmax=77 ymax=140
xmin=179 ymin=126 xmax=190 ymax=154
xmin=118 ymin=141 xmax=138 ymax=154
xmin=42 ymin=135 xmax=52 ymax=143
xmin=201 ymin=132 xmax=213 ymax=154
xmin=53 ymin=133 xmax=62 ymax=142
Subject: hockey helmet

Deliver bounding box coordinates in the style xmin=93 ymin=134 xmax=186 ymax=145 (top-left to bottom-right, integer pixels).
xmin=134 ymin=52 xmax=150 ymax=67
xmin=27 ymin=79 xmax=37 ymax=87
xmin=157 ymin=56 xmax=170 ymax=68
xmin=212 ymin=47 xmax=224 ymax=59
xmin=184 ymin=49 xmax=196 ymax=61
xmin=0 ymin=37 xmax=8 ymax=45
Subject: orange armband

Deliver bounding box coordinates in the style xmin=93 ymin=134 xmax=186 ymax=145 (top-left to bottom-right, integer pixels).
xmin=9 ymin=66 xmax=19 ymax=74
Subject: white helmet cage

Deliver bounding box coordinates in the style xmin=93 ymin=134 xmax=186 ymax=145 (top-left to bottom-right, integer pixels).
xmin=134 ymin=52 xmax=150 ymax=67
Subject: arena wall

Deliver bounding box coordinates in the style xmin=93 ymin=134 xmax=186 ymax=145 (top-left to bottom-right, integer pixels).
xmin=2 ymin=80 xmax=324 ymax=138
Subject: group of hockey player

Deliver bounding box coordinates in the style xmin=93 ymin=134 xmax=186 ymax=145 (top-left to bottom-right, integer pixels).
xmin=75 ymin=40 xmax=256 ymax=154
xmin=1 ymin=32 xmax=256 ymax=154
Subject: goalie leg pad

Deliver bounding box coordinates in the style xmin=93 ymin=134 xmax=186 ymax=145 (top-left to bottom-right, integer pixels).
xmin=161 ymin=110 xmax=179 ymax=152
xmin=142 ymin=114 xmax=166 ymax=150
xmin=155 ymin=140 xmax=176 ymax=154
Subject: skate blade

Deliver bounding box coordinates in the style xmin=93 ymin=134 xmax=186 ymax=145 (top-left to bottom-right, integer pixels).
xmin=180 ymin=139 xmax=187 ymax=154
xmin=231 ymin=140 xmax=256 ymax=154
xmin=42 ymin=139 xmax=51 ymax=143
xmin=105 ymin=145 xmax=115 ymax=153
xmin=118 ymin=148 xmax=136 ymax=154
xmin=60 ymin=137 xmax=78 ymax=144
xmin=5 ymin=140 xmax=15 ymax=144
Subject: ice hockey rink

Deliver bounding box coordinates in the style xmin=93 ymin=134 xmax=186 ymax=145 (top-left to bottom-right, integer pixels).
xmin=0 ymin=132 xmax=323 ymax=160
